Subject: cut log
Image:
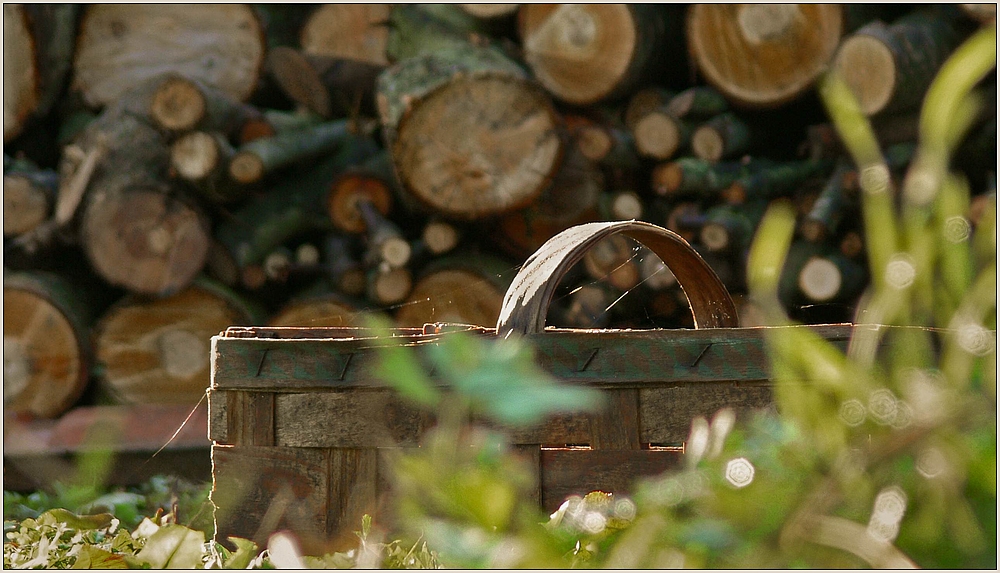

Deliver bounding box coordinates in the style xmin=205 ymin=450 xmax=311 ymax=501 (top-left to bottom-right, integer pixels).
xmin=839 ymin=231 xmax=866 ymax=260
xmin=691 ymin=112 xmax=752 ymax=162
xmin=73 ymin=5 xmax=265 ymax=107
xmin=637 ymin=247 xmax=679 ymax=291
xmin=269 ymin=294 xmax=364 ymax=328
xmin=665 ymin=86 xmax=730 ymax=119
xmin=377 ymin=43 xmax=563 ymax=219
xmin=460 ymin=4 xmax=520 ymax=20
xmin=95 ymin=280 xmax=258 ymax=405
xmin=583 ymin=234 xmax=641 ymax=292
xmin=556 ymin=283 xmax=615 ymax=329
xmin=267 ymin=46 xmax=383 ymax=118
xmin=800 ymin=159 xmax=854 ymax=243
xmin=149 ymin=74 xmax=266 ymax=138
xmin=229 ymin=118 xmax=376 ymax=185
xmin=169 ymin=131 xmax=243 ymax=204
xmin=598 ymin=190 xmax=644 ymax=222
xmin=833 ymin=7 xmax=969 ymax=116
xmin=3 ymin=5 xmax=77 ymax=142
xmin=632 ymin=107 xmax=694 ymax=160
xmin=4 ymin=157 xmax=58 ymax=237
xmin=327 ymin=151 xmax=397 ymax=234
xmin=394 ymin=254 xmax=511 ymax=327
xmin=367 ymin=267 xmax=413 ymax=306
xmin=420 ymin=220 xmax=461 ymax=256
xmin=722 ymin=159 xmax=832 ymax=205
xmin=624 ymin=87 xmax=676 ymax=130
xmin=687 ymin=4 xmax=845 ymax=107
xmin=357 ymin=199 xmax=411 ymax=270
xmin=216 ymin=134 xmax=380 ymax=272
xmin=386 ymin=4 xmax=493 ymax=63
xmin=698 ymin=201 xmax=767 ymax=255
xmin=300 ymin=4 xmax=392 ymax=66
xmin=519 ymin=4 xmax=684 ymax=105
xmin=662 ymin=201 xmax=704 ymax=244
xmin=797 ymin=251 xmax=868 ymax=303
xmin=322 ymin=235 xmax=367 ymax=298
xmin=4 ymin=271 xmax=93 ymax=419
xmin=494 ymin=145 xmax=602 ymax=257
xmin=238 ymin=108 xmax=324 ymax=144
xmin=651 ymin=157 xmax=768 ymax=198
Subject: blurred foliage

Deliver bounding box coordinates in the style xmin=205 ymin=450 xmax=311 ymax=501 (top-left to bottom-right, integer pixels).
xmin=3 ymin=22 xmax=996 ymax=570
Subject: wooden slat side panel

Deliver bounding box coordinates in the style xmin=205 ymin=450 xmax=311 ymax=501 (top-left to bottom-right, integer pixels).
xmin=212 ymin=325 xmax=854 ymax=390
xmin=639 ymin=383 xmax=774 ymax=444
xmin=207 ymin=389 xmax=227 ymax=443
xmin=590 ymin=389 xmax=641 ymax=449
xmin=226 ymin=391 xmax=275 ymax=446
xmin=211 ymin=445 xmax=329 ymax=551
xmin=540 ymin=449 xmax=682 ymax=512
xmin=275 ymin=391 xmax=429 ymax=447
xmin=512 ymin=444 xmax=542 ymax=506
xmin=327 ymin=448 xmax=380 ymax=541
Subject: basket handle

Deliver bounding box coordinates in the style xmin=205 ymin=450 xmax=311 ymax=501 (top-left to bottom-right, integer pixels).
xmin=496 ymin=221 xmax=739 ymax=335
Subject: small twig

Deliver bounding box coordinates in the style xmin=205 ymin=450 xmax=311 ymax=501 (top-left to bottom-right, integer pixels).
xmin=54 ymin=135 xmax=108 ymax=225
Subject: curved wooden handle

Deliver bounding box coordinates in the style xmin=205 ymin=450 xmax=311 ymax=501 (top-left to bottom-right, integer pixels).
xmin=496 ymin=221 xmax=739 ymax=335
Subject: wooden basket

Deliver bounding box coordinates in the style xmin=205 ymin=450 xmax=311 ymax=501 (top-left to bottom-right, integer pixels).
xmin=208 ymin=220 xmax=853 ymax=553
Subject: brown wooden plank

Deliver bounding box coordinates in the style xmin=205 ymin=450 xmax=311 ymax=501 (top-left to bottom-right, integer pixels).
xmin=326 ymin=448 xmax=380 ymax=541
xmin=207 ymin=389 xmax=226 ymax=443
xmin=274 ymin=391 xmax=428 ymax=447
xmin=226 ymin=391 xmax=275 ymax=446
xmin=590 ymin=389 xmax=642 ymax=449
xmin=539 ymin=449 xmax=682 ymax=512
xmin=639 ymin=383 xmax=773 ymax=444
xmin=512 ymin=444 xmax=542 ymax=506
xmin=211 ymin=445 xmax=329 ymax=550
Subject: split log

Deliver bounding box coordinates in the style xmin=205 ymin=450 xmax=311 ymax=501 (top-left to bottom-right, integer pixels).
xmin=691 ymin=112 xmax=753 ymax=163
xmin=833 ymin=6 xmax=969 ymax=116
xmin=3 ymin=5 xmax=77 ymax=142
xmin=4 ymin=271 xmax=93 ymax=419
xmin=300 ymin=4 xmax=392 ymax=66
xmin=686 ymin=4 xmax=845 ymax=107
xmin=229 ymin=118 xmax=377 ymax=185
xmin=95 ymin=279 xmax=259 ymax=405
xmin=377 ymin=43 xmax=563 ymax=219
xmin=72 ymin=5 xmax=265 ymax=107
xmin=797 ymin=250 xmax=868 ymax=304
xmin=494 ymin=146 xmax=602 ymax=257
xmin=267 ymin=46 xmax=383 ymax=118
xmin=148 ymin=74 xmax=266 ymax=138
xmin=518 ymin=4 xmax=685 ymax=105
xmin=4 ymin=156 xmax=58 ymax=237
xmin=395 ymin=254 xmax=511 ymax=327
xmin=216 ymin=134 xmax=380 ymax=275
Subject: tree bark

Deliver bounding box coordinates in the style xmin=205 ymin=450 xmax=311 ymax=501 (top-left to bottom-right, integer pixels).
xmin=519 ymin=4 xmax=685 ymax=105
xmin=72 ymin=5 xmax=265 ymax=107
xmin=267 ymin=46 xmax=383 ymax=119
xmin=95 ymin=279 xmax=259 ymax=405
xmin=377 ymin=43 xmax=563 ymax=219
xmin=4 ymin=156 xmax=57 ymax=237
xmin=687 ymin=4 xmax=846 ymax=107
xmin=800 ymin=159 xmax=855 ymax=243
xmin=4 ymin=271 xmax=93 ymax=419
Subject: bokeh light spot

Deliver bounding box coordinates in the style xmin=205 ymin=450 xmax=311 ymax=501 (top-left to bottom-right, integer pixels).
xmin=839 ymin=399 xmax=866 ymax=427
xmin=725 ymin=457 xmax=755 ymax=488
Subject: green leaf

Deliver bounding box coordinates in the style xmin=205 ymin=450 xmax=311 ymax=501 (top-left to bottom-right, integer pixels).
xmin=71 ymin=546 xmax=129 ymax=569
xmin=134 ymin=524 xmax=206 ymax=569
xmin=40 ymin=508 xmax=115 ymax=531
xmin=221 ymin=537 xmax=259 ymax=569
xmin=368 ymin=317 xmax=442 ymax=409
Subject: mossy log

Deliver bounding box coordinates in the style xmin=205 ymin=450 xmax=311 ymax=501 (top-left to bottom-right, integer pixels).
xmin=4 ymin=156 xmax=58 ymax=237
xmin=3 ymin=271 xmax=94 ymax=419
xmin=665 ymin=86 xmax=730 ymax=119
xmin=3 ymin=5 xmax=77 ymax=142
xmin=95 ymin=279 xmax=259 ymax=405
xmin=833 ymin=6 xmax=969 ymax=116
xmin=723 ymin=159 xmax=833 ymax=204
xmin=699 ymin=201 xmax=767 ymax=255
xmin=519 ymin=4 xmax=685 ymax=105
xmin=377 ymin=43 xmax=563 ymax=219
xmin=651 ymin=157 xmax=770 ymax=198
xmin=72 ymin=5 xmax=265 ymax=107
xmin=268 ymin=46 xmax=383 ymax=118
xmin=687 ymin=4 xmax=845 ymax=107
xmin=800 ymin=159 xmax=855 ymax=243
xmin=386 ymin=4 xmax=494 ymax=63
xmin=395 ymin=252 xmax=512 ymax=327
xmin=691 ymin=112 xmax=753 ymax=163
xmin=300 ymin=4 xmax=393 ymax=66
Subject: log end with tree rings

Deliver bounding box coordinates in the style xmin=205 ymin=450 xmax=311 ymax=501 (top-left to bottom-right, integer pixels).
xmin=228 ymin=151 xmax=265 ymax=185
xmin=519 ymin=4 xmax=637 ymax=105
xmin=3 ymin=5 xmax=38 ymax=142
xmin=267 ymin=46 xmax=332 ymax=118
xmin=328 ymin=173 xmax=393 ymax=234
xmin=576 ymin=124 xmax=614 ymax=162
xmin=610 ymin=191 xmax=644 ymax=221
xmin=395 ymin=268 xmax=505 ymax=327
xmin=150 ymin=75 xmax=207 ymax=132
xmin=687 ymin=4 xmax=844 ymax=108
xmin=3 ymin=274 xmax=91 ymax=419
xmin=96 ymin=284 xmax=252 ymax=405
xmin=634 ymin=111 xmax=686 ymax=160
xmin=73 ymin=5 xmax=265 ymax=107
xmin=170 ymin=131 xmax=220 ymax=181
xmin=832 ymin=33 xmax=897 ymax=116
xmin=391 ymin=74 xmax=562 ymax=219
xmin=368 ymin=267 xmax=413 ymax=305
xmin=422 ymin=220 xmax=460 ymax=255
xmin=651 ymin=161 xmax=685 ymax=196
xmin=700 ymin=221 xmax=732 ymax=253
xmin=300 ymin=4 xmax=391 ymax=66
xmin=460 ymin=4 xmax=520 ymax=19
xmin=268 ymin=297 xmax=361 ymax=328
xmin=798 ymin=256 xmax=843 ymax=302
xmin=81 ymin=188 xmax=211 ymax=296
xmin=3 ymin=174 xmax=52 ymax=236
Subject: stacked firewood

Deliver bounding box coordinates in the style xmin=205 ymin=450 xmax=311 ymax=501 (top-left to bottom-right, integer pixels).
xmin=4 ymin=4 xmax=996 ymax=416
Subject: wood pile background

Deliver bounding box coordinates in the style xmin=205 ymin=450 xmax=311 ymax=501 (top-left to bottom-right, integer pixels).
xmin=4 ymin=4 xmax=997 ymax=418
